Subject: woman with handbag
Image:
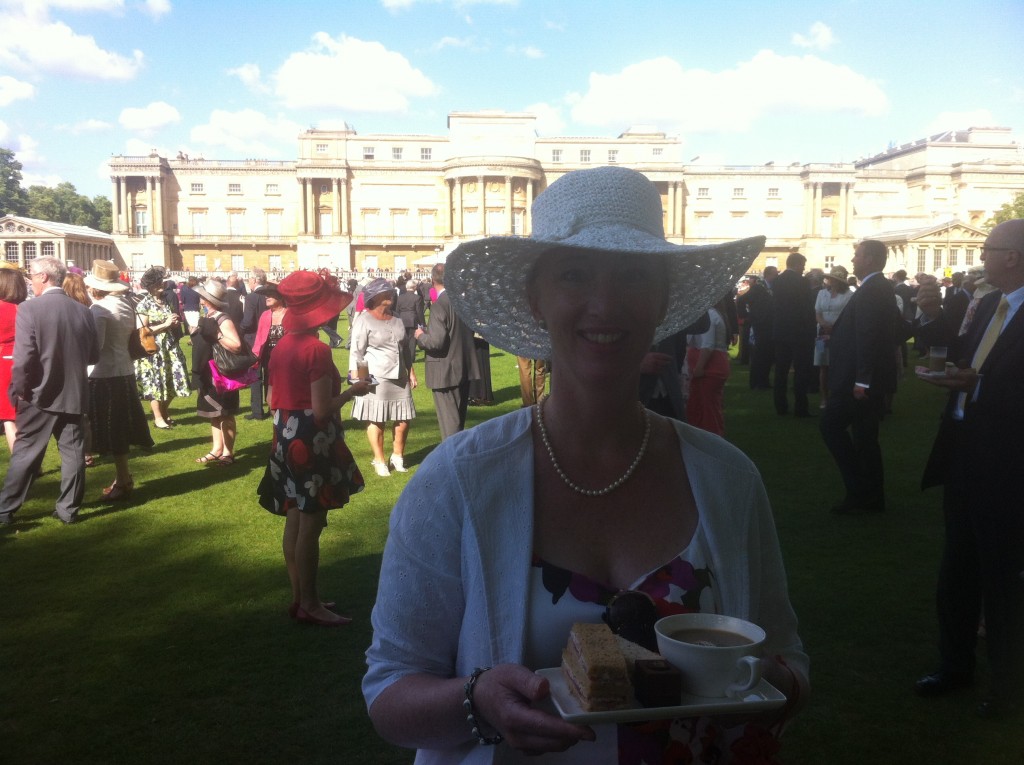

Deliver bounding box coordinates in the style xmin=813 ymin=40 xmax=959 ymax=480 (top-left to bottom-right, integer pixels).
xmin=257 ymin=270 xmax=370 ymax=626
xmin=251 ymin=283 xmax=287 ymax=407
xmin=83 ymin=261 xmax=153 ymax=499
xmin=192 ymin=279 xmax=244 ymax=466
xmin=135 ymin=267 xmax=190 ymax=430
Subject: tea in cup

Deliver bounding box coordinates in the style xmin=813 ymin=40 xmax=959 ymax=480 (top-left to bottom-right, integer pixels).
xmin=928 ymin=346 xmax=948 ymax=373
xmin=655 ymin=613 xmax=765 ymax=698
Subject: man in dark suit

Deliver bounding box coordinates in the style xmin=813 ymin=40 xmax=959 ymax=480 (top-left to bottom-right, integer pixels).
xmin=394 ymin=277 xmax=425 ymax=365
xmin=819 ymin=240 xmax=899 ymax=514
xmin=414 ymin=264 xmax=480 ymax=440
xmin=240 ymin=268 xmax=269 ymax=420
xmin=738 ymin=269 xmax=776 ymax=389
xmin=0 ymin=257 xmax=99 ymax=526
xmin=941 ymin=271 xmax=970 ymax=335
xmin=224 ymin=272 xmax=244 ymax=326
xmin=912 ymin=219 xmax=1024 ymax=719
xmin=772 ymin=253 xmax=816 ymax=416
xmin=892 ymin=269 xmax=916 ymax=367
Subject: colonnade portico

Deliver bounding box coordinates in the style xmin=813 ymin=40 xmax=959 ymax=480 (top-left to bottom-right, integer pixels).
xmin=444 ymin=163 xmax=542 ymax=238
xmin=110 ymin=174 xmax=166 ymax=236
xmin=802 ymin=179 xmax=854 ymax=237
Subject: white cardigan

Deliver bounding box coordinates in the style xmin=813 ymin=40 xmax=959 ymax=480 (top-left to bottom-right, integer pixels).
xmin=363 ymin=407 xmax=808 ymax=765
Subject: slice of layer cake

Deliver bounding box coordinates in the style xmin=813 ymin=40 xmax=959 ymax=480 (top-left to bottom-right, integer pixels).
xmin=560 ymin=622 xmax=632 ymax=711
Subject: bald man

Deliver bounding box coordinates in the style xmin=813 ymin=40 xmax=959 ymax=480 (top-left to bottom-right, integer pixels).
xmin=912 ymin=219 xmax=1024 ymax=719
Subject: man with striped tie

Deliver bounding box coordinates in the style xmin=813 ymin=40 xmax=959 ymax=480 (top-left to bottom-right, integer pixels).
xmin=912 ymin=218 xmax=1024 ymax=720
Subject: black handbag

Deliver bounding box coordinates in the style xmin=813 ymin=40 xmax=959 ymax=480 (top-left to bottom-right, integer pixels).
xmin=212 ymin=340 xmax=257 ymax=373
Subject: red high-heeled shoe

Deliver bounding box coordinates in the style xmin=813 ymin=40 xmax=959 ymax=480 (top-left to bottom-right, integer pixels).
xmin=102 ymin=476 xmax=133 ymax=501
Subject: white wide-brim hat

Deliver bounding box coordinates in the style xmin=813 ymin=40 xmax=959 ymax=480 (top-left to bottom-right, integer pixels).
xmin=445 ymin=166 xmax=765 ymax=359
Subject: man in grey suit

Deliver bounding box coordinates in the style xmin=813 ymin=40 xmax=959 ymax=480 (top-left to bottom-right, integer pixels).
xmin=0 ymin=257 xmax=100 ymax=525
xmin=414 ymin=264 xmax=480 ymax=440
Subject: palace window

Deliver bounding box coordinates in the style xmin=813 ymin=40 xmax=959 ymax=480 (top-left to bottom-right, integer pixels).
xmin=231 ymin=254 xmax=244 ymax=271
xmin=266 ymin=211 xmax=282 ymax=237
xmin=268 ymin=254 xmax=282 ymax=271
xmin=265 ymin=183 xmax=279 ymax=195
xmin=228 ymin=183 xmax=241 ymax=194
xmin=552 ymin=149 xmax=562 ymax=163
xmin=421 ymin=147 xmax=432 ymax=161
xmin=653 ymin=147 xmax=663 ymax=157
xmin=965 ymin=248 xmax=975 ymax=266
xmin=191 ymin=210 xmax=206 ymax=235
xmin=363 ymin=146 xmax=375 ymax=160
xmin=131 ymin=253 xmax=146 ymax=271
xmin=5 ymin=242 xmax=19 ymax=262
xmin=950 ymin=248 xmax=959 ymax=266
xmin=512 ymin=210 xmax=525 ymax=236
xmin=228 ymin=211 xmax=245 ymax=237
xmin=23 ymin=242 xmax=36 ymax=260
xmin=768 ymin=187 xmax=780 ymax=198
xmin=732 ymin=187 xmax=745 ymax=198
xmin=933 ymin=248 xmax=944 ymax=270
xmin=697 ymin=187 xmax=710 ymax=198
xmin=41 ymin=242 xmax=54 ymax=257
xmin=392 ymin=147 xmax=403 ymax=160
xmin=134 ymin=210 xmax=149 ymax=236
xmin=608 ymin=149 xmax=618 ymax=164
xmin=190 ymin=182 xmax=204 ymax=194
xmin=917 ymin=248 xmax=927 ymax=273
xmin=194 ymin=254 xmax=207 ymax=272
xmin=580 ymin=149 xmax=591 ymax=164
xmin=316 ymin=143 xmax=328 ymax=153
xmin=419 ymin=211 xmax=435 ymax=237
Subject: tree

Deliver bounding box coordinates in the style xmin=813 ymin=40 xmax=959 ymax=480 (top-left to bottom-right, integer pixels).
xmin=987 ymin=191 xmax=1024 ymax=228
xmin=26 ymin=182 xmax=112 ymax=232
xmin=0 ymin=148 xmax=29 ymax=216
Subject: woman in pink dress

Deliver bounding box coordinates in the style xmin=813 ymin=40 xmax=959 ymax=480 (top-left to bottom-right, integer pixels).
xmin=0 ymin=265 xmax=28 ymax=453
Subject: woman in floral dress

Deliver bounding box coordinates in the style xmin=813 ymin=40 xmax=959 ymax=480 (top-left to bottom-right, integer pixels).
xmin=134 ymin=267 xmax=189 ymax=429
xmin=257 ymin=270 xmax=370 ymax=627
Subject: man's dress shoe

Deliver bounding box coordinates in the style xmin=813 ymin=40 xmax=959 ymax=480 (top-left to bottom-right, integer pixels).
xmin=914 ymin=671 xmax=972 ymax=697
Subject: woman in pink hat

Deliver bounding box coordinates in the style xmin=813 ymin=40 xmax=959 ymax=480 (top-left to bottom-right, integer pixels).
xmin=257 ymin=270 xmax=370 ymax=627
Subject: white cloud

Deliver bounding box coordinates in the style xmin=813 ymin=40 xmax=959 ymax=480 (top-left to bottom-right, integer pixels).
xmin=792 ymin=22 xmax=835 ymax=51
xmin=119 ymin=101 xmax=180 ymax=132
xmin=227 ymin=62 xmax=269 ymax=94
xmin=506 ymin=44 xmax=542 ymax=59
xmin=21 ymin=171 xmax=64 ymax=188
xmin=190 ymin=109 xmax=303 ymax=156
xmin=433 ymin=35 xmax=475 ymax=51
xmin=59 ymin=118 xmax=114 ymax=133
xmin=524 ymin=102 xmax=565 ymax=135
xmin=0 ymin=75 xmax=34 ymax=106
xmin=0 ymin=10 xmax=144 ymax=80
xmin=123 ymin=137 xmax=168 ymax=157
xmin=926 ymin=110 xmax=997 ymax=133
xmin=273 ymin=33 xmax=437 ymax=112
xmin=570 ymin=50 xmax=888 ymax=134
xmin=143 ymin=0 xmax=171 ymax=19
xmin=0 ymin=120 xmax=8 ymax=144
xmin=10 ymin=133 xmax=41 ymax=165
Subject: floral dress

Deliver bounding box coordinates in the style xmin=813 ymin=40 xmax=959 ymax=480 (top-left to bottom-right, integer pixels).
xmin=134 ymin=292 xmax=190 ymax=400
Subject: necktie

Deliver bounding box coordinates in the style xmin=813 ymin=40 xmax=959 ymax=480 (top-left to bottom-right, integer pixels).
xmin=970 ymin=296 xmax=1010 ymax=372
xmin=956 ymin=296 xmax=1009 ymax=417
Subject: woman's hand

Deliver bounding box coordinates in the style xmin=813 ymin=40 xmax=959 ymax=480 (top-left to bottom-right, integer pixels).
xmin=348 ymin=379 xmax=372 ymax=398
xmin=472 ymin=664 xmax=595 ymax=755
xmin=409 ymin=369 xmax=418 ymax=390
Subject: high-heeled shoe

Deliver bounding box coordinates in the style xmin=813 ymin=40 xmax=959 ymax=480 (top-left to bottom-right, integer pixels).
xmin=294 ymin=606 xmax=351 ymax=627
xmin=102 ymin=476 xmax=133 ymax=501
xmin=371 ymin=460 xmax=391 ymax=477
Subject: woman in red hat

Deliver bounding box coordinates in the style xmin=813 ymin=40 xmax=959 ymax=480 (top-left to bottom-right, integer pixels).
xmin=257 ymin=270 xmax=370 ymax=627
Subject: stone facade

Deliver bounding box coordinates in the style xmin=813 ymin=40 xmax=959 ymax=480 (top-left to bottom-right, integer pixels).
xmin=1 ymin=215 xmax=115 ymax=270
xmin=107 ymin=113 xmax=1024 ymax=277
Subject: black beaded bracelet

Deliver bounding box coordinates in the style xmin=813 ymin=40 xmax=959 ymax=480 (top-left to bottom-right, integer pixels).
xmin=463 ymin=667 xmax=504 ymax=746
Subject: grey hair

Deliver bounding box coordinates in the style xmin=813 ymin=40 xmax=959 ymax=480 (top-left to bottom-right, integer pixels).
xmin=251 ymin=267 xmax=267 ymax=285
xmin=31 ymin=256 xmax=67 ymax=286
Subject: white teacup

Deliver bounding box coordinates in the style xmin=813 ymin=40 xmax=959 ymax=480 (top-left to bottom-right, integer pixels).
xmin=655 ymin=613 xmax=766 ymax=698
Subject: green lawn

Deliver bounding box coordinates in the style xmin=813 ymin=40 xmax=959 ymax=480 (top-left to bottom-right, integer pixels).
xmin=2 ymin=343 xmax=1021 ymax=764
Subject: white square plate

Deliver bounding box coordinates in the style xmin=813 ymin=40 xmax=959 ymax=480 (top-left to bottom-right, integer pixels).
xmin=536 ymin=667 xmax=786 ymax=724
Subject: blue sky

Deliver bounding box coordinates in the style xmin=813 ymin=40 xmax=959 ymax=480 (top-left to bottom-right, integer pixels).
xmin=2 ymin=0 xmax=1023 ymax=199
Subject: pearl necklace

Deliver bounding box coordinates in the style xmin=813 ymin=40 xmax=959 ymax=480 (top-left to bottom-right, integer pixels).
xmin=535 ymin=395 xmax=651 ymax=497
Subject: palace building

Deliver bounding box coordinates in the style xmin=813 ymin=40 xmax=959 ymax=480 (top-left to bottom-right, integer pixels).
xmin=102 ymin=111 xmax=1024 ymax=277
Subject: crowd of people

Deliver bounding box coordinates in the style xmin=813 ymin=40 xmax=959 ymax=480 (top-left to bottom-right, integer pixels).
xmin=2 ymin=166 xmax=1022 ymax=759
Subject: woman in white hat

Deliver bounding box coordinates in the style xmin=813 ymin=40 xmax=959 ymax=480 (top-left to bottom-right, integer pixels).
xmin=364 ymin=167 xmax=809 ymax=762
xmin=814 ymin=265 xmax=854 ymax=408
xmin=84 ymin=260 xmax=153 ymax=500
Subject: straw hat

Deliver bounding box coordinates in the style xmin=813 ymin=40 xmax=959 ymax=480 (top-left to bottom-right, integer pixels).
xmin=0 ymin=261 xmax=21 ymax=271
xmin=361 ymin=277 xmax=394 ymax=308
xmin=278 ymin=270 xmax=353 ymax=331
xmin=83 ymin=260 xmax=129 ymax=293
xmin=195 ymin=279 xmax=228 ymax=309
xmin=825 ymin=265 xmax=849 ymax=283
xmin=445 ymin=166 xmax=765 ymax=358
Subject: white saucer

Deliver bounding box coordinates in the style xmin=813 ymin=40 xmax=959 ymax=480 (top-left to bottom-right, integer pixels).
xmin=347 ymin=374 xmax=378 ymax=386
xmin=914 ymin=366 xmax=950 ymax=380
xmin=536 ymin=667 xmax=785 ymax=724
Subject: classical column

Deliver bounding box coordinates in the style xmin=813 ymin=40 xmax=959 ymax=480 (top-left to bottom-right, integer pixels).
xmin=308 ymin=181 xmax=317 ymax=236
xmin=479 ymin=176 xmax=486 ymax=235
xmin=111 ymin=178 xmax=121 ymax=233
xmin=803 ymin=183 xmax=812 ymax=236
xmin=812 ymin=183 xmax=822 ymax=236
xmin=340 ymin=177 xmax=349 ymax=234
xmin=445 ymin=179 xmax=453 ymax=236
xmin=154 ymin=175 xmax=163 ymax=234
xmin=124 ymin=179 xmax=133 ymax=234
xmin=845 ymin=183 xmax=854 ymax=235
xmin=525 ymin=179 xmax=534 ymax=235
xmin=455 ymin=178 xmax=463 ymax=235
xmin=333 ymin=178 xmax=342 ymax=235
xmin=838 ymin=183 xmax=848 ymax=237
xmin=677 ymin=181 xmax=686 ymax=238
xmin=300 ymin=179 xmax=308 ymax=234
xmin=506 ymin=176 xmax=513 ymax=234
